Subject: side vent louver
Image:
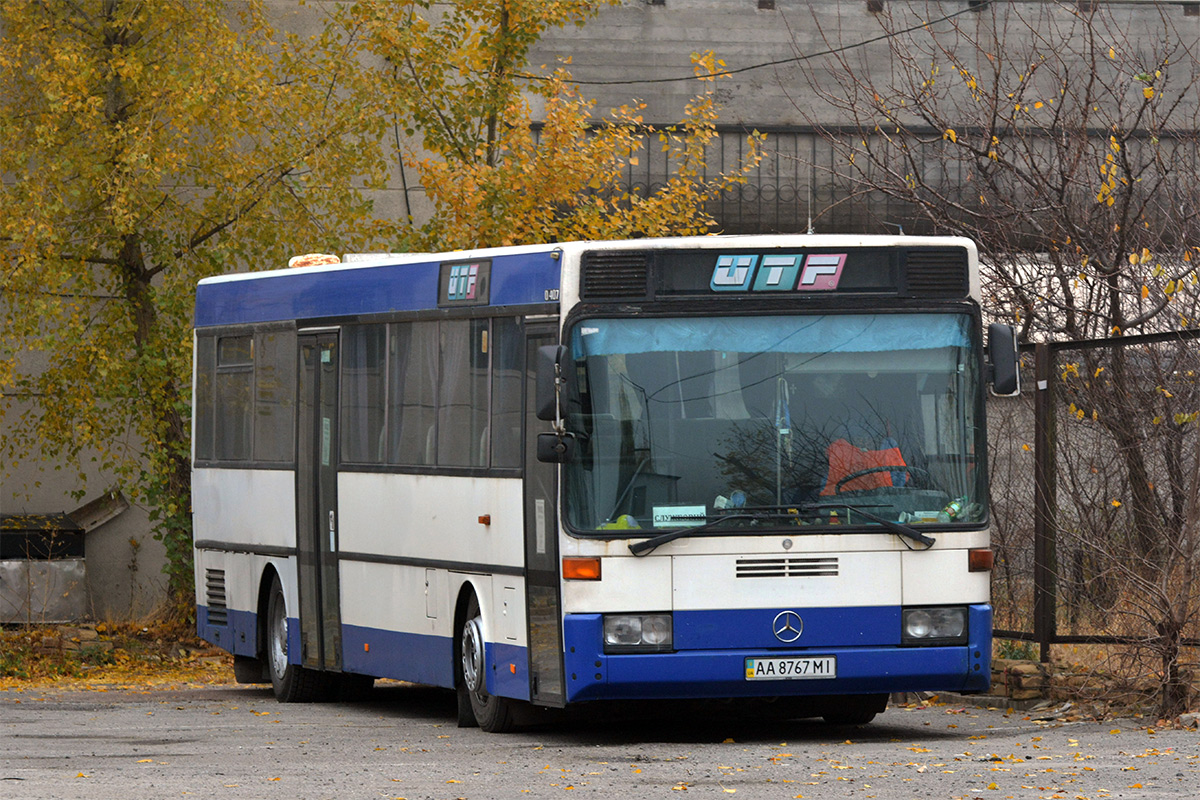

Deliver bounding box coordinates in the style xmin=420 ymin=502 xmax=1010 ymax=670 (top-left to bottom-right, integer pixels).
xmin=581 ymin=250 xmax=651 ymax=300
xmin=736 ymin=556 xmax=839 ymax=578
xmin=206 ymin=568 xmax=228 ymax=626
xmin=903 ymin=248 xmax=969 ymax=298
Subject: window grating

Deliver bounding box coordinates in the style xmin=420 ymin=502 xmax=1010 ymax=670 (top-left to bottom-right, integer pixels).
xmin=903 ymin=248 xmax=969 ymax=298
xmin=581 ymin=251 xmax=652 ymax=300
xmin=735 ymin=556 xmax=839 ymax=578
xmin=206 ymin=569 xmax=228 ymax=626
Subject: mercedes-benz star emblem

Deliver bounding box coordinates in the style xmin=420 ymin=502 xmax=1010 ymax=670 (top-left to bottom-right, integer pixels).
xmin=772 ymin=610 xmax=803 ymax=643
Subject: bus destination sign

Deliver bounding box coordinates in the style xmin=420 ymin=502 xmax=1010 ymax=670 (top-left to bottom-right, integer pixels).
xmin=438 ymin=259 xmax=492 ymax=307
xmin=710 ymin=253 xmax=847 ymax=293
xmin=649 ymin=247 xmax=900 ymax=297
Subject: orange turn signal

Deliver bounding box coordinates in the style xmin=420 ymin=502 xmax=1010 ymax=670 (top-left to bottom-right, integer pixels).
xmin=562 ymin=556 xmax=602 ymax=581
xmin=968 ymin=548 xmax=994 ymax=572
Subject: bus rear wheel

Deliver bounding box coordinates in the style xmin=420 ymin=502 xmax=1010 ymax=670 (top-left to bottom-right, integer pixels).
xmin=457 ymin=595 xmax=515 ymax=732
xmin=266 ymin=574 xmax=324 ymax=703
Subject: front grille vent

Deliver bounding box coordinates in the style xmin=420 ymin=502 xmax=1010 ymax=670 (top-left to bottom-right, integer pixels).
xmin=903 ymin=248 xmax=969 ymax=298
xmin=581 ymin=250 xmax=651 ymax=300
xmin=735 ymin=556 xmax=839 ymax=578
xmin=206 ymin=568 xmax=228 ymax=626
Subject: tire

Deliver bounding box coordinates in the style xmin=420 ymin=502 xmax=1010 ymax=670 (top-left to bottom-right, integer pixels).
xmin=266 ymin=574 xmax=324 ymax=703
xmin=232 ymin=655 xmax=267 ymax=684
xmin=456 ymin=682 xmax=478 ymax=728
xmin=457 ymin=594 xmax=515 ymax=732
xmin=822 ymin=693 xmax=887 ymax=726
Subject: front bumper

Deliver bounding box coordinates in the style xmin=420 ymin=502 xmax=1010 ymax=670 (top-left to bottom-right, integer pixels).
xmin=562 ymin=604 xmax=991 ymax=702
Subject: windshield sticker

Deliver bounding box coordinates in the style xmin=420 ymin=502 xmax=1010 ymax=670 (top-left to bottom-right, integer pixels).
xmin=652 ymin=505 xmax=708 ymax=528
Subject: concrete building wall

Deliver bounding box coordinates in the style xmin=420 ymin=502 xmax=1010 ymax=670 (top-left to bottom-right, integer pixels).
xmin=532 ymin=0 xmax=890 ymax=125
xmin=0 ymin=399 xmax=167 ymax=622
xmin=534 ymin=1 xmax=1200 ymax=126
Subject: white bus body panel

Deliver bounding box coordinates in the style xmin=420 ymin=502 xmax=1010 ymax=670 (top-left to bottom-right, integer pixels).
xmin=560 ymin=531 xmax=990 ymax=612
xmin=337 ymin=472 xmax=526 ymax=646
xmin=193 ymin=468 xmax=297 ymax=553
xmin=192 ymin=467 xmax=298 ymax=655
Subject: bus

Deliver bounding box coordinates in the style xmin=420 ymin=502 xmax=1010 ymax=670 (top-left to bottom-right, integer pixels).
xmin=191 ymin=234 xmax=1019 ymax=731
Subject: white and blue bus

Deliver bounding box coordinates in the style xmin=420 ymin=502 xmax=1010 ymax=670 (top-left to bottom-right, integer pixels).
xmin=192 ymin=234 xmax=1018 ymax=731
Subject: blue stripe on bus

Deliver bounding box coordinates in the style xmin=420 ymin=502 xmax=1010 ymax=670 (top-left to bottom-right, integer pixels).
xmin=342 ymin=624 xmax=456 ymax=689
xmin=198 ymin=608 xmax=532 ymax=699
xmin=674 ymin=606 xmax=902 ymax=649
xmin=488 ymin=641 xmax=532 ymax=702
xmin=199 ymin=604 xmax=990 ymax=704
xmin=197 ymin=605 xmax=259 ymax=659
xmin=194 ymin=251 xmax=562 ymax=327
xmin=562 ymin=605 xmax=991 ymax=703
xmin=341 ymin=625 xmax=528 ymax=701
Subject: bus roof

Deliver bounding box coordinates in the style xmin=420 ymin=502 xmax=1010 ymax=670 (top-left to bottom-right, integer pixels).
xmin=193 ymin=234 xmax=976 ymax=328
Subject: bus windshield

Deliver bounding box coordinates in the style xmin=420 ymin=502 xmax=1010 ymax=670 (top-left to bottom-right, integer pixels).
xmin=562 ymin=312 xmax=985 ymax=534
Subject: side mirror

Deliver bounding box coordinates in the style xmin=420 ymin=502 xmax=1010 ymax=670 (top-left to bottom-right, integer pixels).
xmin=536 ymin=345 xmax=566 ymax=421
xmin=988 ymin=323 xmax=1020 ymax=396
xmin=537 ymin=432 xmax=576 ymax=463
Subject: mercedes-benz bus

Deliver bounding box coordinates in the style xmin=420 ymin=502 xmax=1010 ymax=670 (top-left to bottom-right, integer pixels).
xmin=192 ymin=234 xmax=1018 ymax=730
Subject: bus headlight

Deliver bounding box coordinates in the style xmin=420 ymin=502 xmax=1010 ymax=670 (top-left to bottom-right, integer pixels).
xmin=603 ymin=613 xmax=673 ymax=653
xmin=902 ymin=607 xmax=968 ymax=645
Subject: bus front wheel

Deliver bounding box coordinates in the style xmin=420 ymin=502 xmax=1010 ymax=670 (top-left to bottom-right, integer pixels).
xmin=266 ymin=574 xmax=324 ymax=703
xmin=457 ymin=595 xmax=515 ymax=732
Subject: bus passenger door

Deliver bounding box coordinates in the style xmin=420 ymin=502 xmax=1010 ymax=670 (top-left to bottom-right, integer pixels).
xmin=297 ymin=333 xmax=343 ymax=672
xmin=524 ymin=327 xmax=566 ymax=706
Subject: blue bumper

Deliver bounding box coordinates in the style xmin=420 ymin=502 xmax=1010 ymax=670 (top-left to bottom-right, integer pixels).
xmin=562 ymin=604 xmax=991 ymax=702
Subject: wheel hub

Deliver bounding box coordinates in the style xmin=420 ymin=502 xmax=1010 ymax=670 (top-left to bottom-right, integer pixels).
xmin=269 ymin=597 xmax=288 ymax=679
xmin=461 ymin=617 xmax=484 ymax=693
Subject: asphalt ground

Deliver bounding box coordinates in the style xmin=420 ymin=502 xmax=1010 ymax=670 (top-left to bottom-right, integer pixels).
xmin=2 ymin=682 xmax=1197 ymax=799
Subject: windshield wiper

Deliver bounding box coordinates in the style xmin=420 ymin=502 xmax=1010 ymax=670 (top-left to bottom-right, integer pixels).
xmin=803 ymin=502 xmax=935 ymax=548
xmin=628 ymin=510 xmax=803 ymax=557
xmin=627 ymin=503 xmax=935 ymax=556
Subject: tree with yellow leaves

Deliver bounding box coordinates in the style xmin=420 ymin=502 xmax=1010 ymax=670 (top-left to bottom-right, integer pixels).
xmin=334 ymin=0 xmax=762 ymax=251
xmin=2 ymin=0 xmax=759 ymax=621
xmin=0 ymin=1 xmax=383 ymax=613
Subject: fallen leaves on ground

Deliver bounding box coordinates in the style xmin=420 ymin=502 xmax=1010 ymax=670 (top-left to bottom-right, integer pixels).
xmin=0 ymin=622 xmax=233 ymax=691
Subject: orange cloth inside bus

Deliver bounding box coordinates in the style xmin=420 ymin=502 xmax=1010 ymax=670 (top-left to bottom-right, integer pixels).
xmin=819 ymin=438 xmax=908 ymax=495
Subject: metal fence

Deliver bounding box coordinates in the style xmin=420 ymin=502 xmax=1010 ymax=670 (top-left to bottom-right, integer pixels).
xmin=614 ymin=125 xmax=939 ymax=236
xmin=989 ymin=330 xmax=1200 ymax=661
xmin=612 ymin=125 xmax=1200 ymax=242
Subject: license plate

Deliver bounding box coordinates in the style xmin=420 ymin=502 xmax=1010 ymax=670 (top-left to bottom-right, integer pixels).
xmin=744 ymin=655 xmax=837 ymax=680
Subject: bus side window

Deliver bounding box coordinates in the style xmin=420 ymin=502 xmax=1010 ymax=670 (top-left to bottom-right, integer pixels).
xmin=438 ymin=319 xmax=489 ymax=467
xmin=194 ymin=335 xmax=216 ymax=461
xmin=215 ymin=335 xmax=253 ymax=461
xmin=254 ymin=329 xmax=297 ymax=463
xmin=389 ymin=321 xmax=439 ymax=466
xmin=491 ymin=318 xmax=523 ymax=468
xmin=340 ymin=324 xmax=386 ymax=465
